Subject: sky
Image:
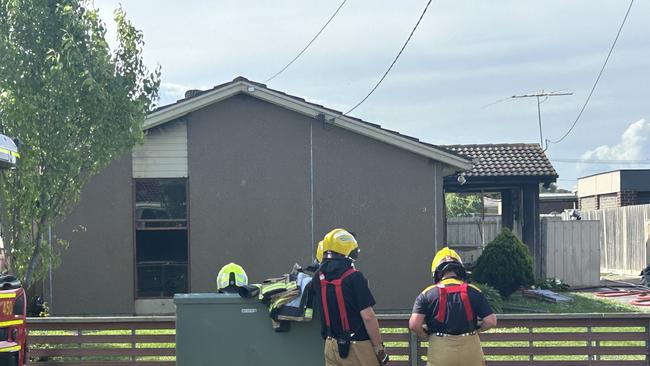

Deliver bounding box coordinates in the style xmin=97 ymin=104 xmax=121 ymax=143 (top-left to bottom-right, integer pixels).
xmin=94 ymin=0 xmax=650 ymax=190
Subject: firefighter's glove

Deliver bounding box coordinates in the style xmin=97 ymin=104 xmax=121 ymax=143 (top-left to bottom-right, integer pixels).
xmin=374 ymin=344 xmax=389 ymax=365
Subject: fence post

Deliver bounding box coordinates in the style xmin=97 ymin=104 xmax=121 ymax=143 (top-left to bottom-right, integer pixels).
xmin=409 ymin=331 xmax=419 ymax=366
xmin=646 ymin=318 xmax=650 ymax=364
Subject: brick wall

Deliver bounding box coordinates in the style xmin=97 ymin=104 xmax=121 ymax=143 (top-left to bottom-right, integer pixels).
xmin=580 ymin=190 xmax=650 ymax=210
xmin=618 ymin=190 xmax=638 ymax=207
xmin=600 ymin=193 xmax=619 ymax=209
xmin=637 ymin=192 xmax=650 ymax=205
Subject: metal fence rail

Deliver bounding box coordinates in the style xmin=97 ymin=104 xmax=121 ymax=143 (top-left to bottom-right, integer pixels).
xmin=28 ymin=313 xmax=650 ymax=366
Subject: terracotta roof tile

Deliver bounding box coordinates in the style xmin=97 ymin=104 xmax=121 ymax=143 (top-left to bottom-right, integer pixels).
xmin=443 ymin=143 xmax=558 ymax=178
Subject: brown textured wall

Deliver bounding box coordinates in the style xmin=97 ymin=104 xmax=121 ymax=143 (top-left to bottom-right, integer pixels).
xmin=187 ymin=94 xmax=443 ymax=310
xmin=52 ymin=155 xmax=135 ymax=315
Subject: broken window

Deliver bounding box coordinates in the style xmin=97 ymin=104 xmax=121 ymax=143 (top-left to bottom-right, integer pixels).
xmin=135 ymin=179 xmax=188 ymax=298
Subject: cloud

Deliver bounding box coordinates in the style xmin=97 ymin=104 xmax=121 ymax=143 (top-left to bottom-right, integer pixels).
xmin=579 ymin=119 xmax=650 ymax=171
xmin=581 ymin=119 xmax=649 ymax=161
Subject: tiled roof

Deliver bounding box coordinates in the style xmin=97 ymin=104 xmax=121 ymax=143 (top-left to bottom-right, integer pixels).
xmin=444 ymin=144 xmax=558 ymax=178
xmin=151 ymin=76 xmax=471 ymax=163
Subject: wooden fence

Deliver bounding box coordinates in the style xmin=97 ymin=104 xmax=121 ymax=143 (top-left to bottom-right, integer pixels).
xmin=579 ymin=204 xmax=650 ymax=275
xmin=542 ymin=218 xmax=600 ymax=287
xmin=27 ymin=313 xmax=650 ymax=366
xmin=28 ymin=316 xmax=176 ymax=366
xmin=446 ymin=216 xmax=501 ymax=263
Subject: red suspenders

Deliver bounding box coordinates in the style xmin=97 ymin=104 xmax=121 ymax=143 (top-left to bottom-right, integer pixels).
xmin=320 ymin=268 xmax=357 ymax=333
xmin=435 ymin=283 xmax=474 ymax=323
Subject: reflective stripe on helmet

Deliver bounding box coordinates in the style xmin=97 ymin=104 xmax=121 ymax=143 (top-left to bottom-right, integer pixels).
xmin=216 ymin=262 xmax=248 ymax=290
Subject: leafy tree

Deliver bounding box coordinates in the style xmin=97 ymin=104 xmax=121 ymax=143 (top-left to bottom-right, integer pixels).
xmin=540 ymin=183 xmax=571 ymax=194
xmin=0 ymin=0 xmax=160 ymax=287
xmin=445 ymin=193 xmax=482 ymax=217
xmin=472 ymin=228 xmax=534 ymax=298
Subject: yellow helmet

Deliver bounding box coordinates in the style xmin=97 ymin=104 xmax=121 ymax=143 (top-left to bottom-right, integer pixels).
xmin=321 ymin=228 xmax=359 ymax=258
xmin=315 ymin=241 xmax=324 ymax=263
xmin=217 ymin=262 xmax=248 ymax=292
xmin=431 ymin=247 xmax=465 ymax=283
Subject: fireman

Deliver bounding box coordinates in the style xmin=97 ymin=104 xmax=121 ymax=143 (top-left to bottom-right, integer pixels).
xmin=316 ymin=240 xmax=325 ymax=264
xmin=312 ymin=229 xmax=388 ymax=366
xmin=409 ymin=247 xmax=497 ymax=366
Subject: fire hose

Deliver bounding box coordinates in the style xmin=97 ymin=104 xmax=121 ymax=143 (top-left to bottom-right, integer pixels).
xmin=595 ymin=279 xmax=650 ymax=306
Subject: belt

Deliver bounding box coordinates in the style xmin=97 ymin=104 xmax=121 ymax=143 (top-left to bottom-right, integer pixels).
xmin=326 ymin=336 xmax=366 ymax=343
xmin=434 ymin=331 xmax=477 ymax=337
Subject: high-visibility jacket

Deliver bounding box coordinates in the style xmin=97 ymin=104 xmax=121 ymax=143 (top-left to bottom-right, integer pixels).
xmin=259 ymin=266 xmax=314 ymax=331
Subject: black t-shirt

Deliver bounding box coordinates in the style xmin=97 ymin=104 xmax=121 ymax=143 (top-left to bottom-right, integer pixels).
xmin=412 ymin=278 xmax=493 ymax=335
xmin=312 ymin=259 xmax=376 ymax=341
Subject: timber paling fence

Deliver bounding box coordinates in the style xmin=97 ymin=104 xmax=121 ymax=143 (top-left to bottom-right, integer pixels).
xmin=446 ymin=216 xmax=501 ymax=263
xmin=27 ymin=313 xmax=650 ymax=366
xmin=579 ymin=204 xmax=650 ymax=275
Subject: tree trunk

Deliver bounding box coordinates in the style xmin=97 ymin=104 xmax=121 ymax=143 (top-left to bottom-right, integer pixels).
xmin=24 ymin=215 xmax=46 ymax=288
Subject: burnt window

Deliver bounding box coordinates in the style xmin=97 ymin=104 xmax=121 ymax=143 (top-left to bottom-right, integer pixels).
xmin=135 ymin=179 xmax=188 ymax=298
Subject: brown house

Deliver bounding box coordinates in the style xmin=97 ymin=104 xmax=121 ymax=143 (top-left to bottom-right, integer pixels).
xmin=48 ymin=77 xmax=472 ymax=315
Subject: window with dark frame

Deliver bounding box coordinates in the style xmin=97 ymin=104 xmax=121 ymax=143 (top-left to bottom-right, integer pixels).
xmin=135 ymin=179 xmax=188 ymax=298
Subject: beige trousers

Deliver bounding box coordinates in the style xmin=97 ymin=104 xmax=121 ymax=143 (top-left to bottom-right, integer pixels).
xmin=324 ymin=338 xmax=379 ymax=366
xmin=426 ymin=333 xmax=486 ymax=366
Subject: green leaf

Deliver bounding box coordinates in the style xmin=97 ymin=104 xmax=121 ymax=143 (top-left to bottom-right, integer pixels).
xmin=0 ymin=0 xmax=160 ymax=288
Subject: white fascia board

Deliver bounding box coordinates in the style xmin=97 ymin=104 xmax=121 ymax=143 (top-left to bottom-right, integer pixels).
xmin=144 ymin=84 xmax=245 ymax=130
xmin=144 ymin=81 xmax=473 ymax=171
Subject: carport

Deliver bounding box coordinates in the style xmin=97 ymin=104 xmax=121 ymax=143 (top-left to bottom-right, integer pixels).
xmin=443 ymin=143 xmax=558 ymax=277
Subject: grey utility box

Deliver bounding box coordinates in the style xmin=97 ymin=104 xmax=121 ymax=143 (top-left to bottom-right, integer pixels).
xmin=175 ymin=293 xmax=323 ymax=366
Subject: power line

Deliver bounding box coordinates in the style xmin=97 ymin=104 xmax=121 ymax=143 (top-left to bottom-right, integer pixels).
xmin=511 ymin=90 xmax=573 ymax=147
xmin=264 ymin=0 xmax=348 ymax=83
xmin=345 ymin=0 xmax=433 ymax=115
xmin=547 ymin=0 xmax=634 ymax=146
xmin=551 ymin=158 xmax=650 ymax=164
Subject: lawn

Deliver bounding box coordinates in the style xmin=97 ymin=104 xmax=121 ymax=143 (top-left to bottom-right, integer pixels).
xmin=502 ymin=291 xmax=637 ymax=313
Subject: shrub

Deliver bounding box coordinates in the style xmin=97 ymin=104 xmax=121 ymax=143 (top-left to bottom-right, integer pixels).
xmin=471 ymin=283 xmax=503 ymax=313
xmin=472 ymin=228 xmax=534 ymax=298
xmin=535 ymin=278 xmax=570 ymax=291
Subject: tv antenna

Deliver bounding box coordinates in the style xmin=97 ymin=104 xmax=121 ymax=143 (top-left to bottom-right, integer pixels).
xmin=511 ymin=90 xmax=573 ymax=149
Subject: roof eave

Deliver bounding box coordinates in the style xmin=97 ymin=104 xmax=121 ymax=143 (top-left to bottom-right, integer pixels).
xmin=144 ymin=83 xmax=245 ymax=130
xmin=143 ymin=80 xmax=473 ymax=171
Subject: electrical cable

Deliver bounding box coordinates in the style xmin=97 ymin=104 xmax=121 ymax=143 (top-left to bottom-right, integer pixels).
xmin=345 ymin=0 xmax=433 ymax=115
xmin=264 ymin=0 xmax=348 ymax=83
xmin=547 ymin=0 xmax=634 ymax=145
xmin=551 ymin=158 xmax=650 ymax=164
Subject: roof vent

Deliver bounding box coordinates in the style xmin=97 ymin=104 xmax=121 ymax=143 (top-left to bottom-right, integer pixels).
xmin=184 ymin=89 xmax=203 ymax=99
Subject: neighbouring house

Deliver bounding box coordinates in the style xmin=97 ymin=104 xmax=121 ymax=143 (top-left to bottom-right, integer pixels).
xmin=47 ymin=77 xmax=472 ymax=315
xmin=539 ymin=192 xmax=577 ymax=214
xmin=443 ymin=144 xmax=558 ymax=277
xmin=577 ymin=169 xmax=650 ymax=210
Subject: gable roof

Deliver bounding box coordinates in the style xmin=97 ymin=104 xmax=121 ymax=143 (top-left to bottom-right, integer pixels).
xmin=145 ymin=77 xmax=472 ymax=171
xmin=443 ymin=143 xmax=558 ymax=179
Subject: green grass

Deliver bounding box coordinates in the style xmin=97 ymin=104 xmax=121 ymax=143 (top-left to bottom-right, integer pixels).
xmin=502 ymin=292 xmax=637 ymax=313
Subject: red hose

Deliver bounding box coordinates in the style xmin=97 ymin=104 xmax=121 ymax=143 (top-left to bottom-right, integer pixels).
xmin=595 ymin=290 xmax=647 ymax=297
